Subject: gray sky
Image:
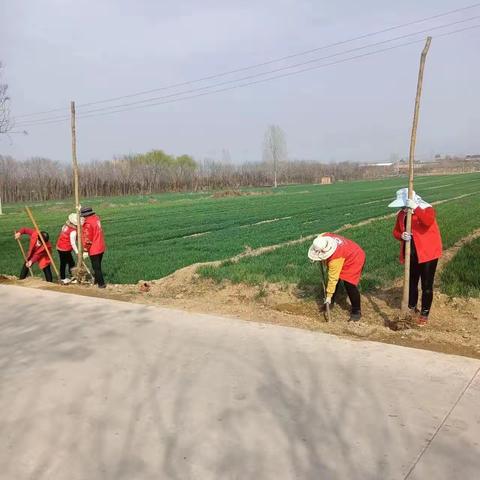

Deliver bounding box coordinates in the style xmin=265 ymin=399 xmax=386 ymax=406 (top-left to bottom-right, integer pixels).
xmin=1 ymin=0 xmax=479 ymax=164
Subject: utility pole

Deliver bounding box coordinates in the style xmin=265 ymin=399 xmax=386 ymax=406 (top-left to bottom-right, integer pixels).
xmin=401 ymin=37 xmax=432 ymax=313
xmin=71 ymin=101 xmax=84 ymax=270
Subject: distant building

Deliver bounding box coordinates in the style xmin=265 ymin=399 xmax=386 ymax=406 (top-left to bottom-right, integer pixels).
xmin=320 ymin=176 xmax=332 ymax=185
xmin=465 ymin=154 xmax=480 ymax=160
xmin=371 ymin=162 xmax=394 ymax=167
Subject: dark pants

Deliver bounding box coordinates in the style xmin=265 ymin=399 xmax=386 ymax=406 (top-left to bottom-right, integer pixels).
xmin=332 ymin=280 xmax=361 ymax=314
xmin=58 ymin=250 xmax=75 ymax=279
xmin=90 ymin=253 xmax=105 ymax=286
xmin=409 ymin=248 xmax=438 ymax=317
xmin=20 ymin=263 xmax=53 ymax=282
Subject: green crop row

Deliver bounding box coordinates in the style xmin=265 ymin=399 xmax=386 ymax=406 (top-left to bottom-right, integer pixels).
xmin=1 ymin=173 xmax=479 ymax=284
xmin=199 ymin=192 xmax=480 ymax=297
xmin=440 ymin=236 xmax=480 ymax=298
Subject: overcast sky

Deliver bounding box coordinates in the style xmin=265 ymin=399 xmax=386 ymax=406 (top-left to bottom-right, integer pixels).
xmin=1 ymin=0 xmax=479 ymax=164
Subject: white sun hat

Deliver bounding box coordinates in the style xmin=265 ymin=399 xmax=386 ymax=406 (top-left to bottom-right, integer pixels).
xmin=388 ymin=187 xmax=431 ymax=209
xmin=308 ymin=235 xmax=338 ymax=262
xmin=68 ymin=213 xmax=78 ymax=226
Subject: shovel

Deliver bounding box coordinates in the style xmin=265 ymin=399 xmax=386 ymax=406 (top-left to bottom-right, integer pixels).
xmin=319 ymin=262 xmax=332 ymax=322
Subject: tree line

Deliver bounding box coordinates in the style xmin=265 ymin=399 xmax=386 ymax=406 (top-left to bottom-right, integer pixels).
xmin=0 ymin=150 xmax=409 ymax=203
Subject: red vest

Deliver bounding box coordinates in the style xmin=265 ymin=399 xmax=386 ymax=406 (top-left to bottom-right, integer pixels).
xmin=56 ymin=224 xmax=76 ymax=251
xmin=20 ymin=228 xmax=52 ymax=269
xmin=325 ymin=233 xmax=366 ymax=285
xmin=393 ymin=207 xmax=442 ymax=264
xmin=82 ymin=214 xmax=106 ymax=255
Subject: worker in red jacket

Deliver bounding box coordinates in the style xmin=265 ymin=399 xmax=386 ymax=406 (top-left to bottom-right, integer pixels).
xmin=14 ymin=228 xmax=53 ymax=282
xmin=389 ymin=188 xmax=442 ymax=326
xmin=308 ymin=232 xmax=366 ymax=321
xmin=80 ymin=206 xmax=106 ymax=288
xmin=56 ymin=213 xmax=79 ymax=284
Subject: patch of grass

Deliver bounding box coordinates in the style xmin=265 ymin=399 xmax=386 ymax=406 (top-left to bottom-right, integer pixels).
xmin=441 ymin=236 xmax=480 ymax=297
xmin=1 ymin=173 xmax=479 ymax=284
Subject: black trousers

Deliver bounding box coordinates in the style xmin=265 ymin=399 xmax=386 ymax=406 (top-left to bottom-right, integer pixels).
xmin=409 ymin=248 xmax=438 ymax=317
xmin=90 ymin=253 xmax=105 ymax=286
xmin=332 ymin=280 xmax=361 ymax=314
xmin=58 ymin=250 xmax=75 ymax=279
xmin=19 ymin=263 xmax=53 ymax=282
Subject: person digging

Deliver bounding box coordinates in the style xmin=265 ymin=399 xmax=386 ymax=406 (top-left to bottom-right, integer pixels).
xmin=308 ymin=233 xmax=366 ymax=322
xmin=14 ymin=228 xmax=53 ymax=282
xmin=389 ymin=188 xmax=442 ymax=327
xmin=56 ymin=213 xmax=79 ymax=284
xmin=81 ymin=206 xmax=106 ymax=288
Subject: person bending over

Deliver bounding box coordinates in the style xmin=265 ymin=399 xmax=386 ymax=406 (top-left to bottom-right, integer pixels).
xmin=14 ymin=228 xmax=53 ymax=282
xmin=308 ymin=233 xmax=366 ymax=321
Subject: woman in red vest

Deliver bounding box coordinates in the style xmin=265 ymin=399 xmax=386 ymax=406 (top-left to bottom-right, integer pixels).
xmin=308 ymin=233 xmax=366 ymax=321
xmin=80 ymin=206 xmax=106 ymax=288
xmin=56 ymin=213 xmax=79 ymax=284
xmin=14 ymin=228 xmax=53 ymax=282
xmin=389 ymin=188 xmax=442 ymax=326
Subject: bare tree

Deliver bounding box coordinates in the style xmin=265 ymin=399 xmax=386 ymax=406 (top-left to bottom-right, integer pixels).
xmin=0 ymin=62 xmax=12 ymax=135
xmin=263 ymin=125 xmax=287 ymax=188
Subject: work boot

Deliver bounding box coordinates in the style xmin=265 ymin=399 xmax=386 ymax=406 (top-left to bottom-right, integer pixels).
xmin=349 ymin=312 xmax=362 ymax=322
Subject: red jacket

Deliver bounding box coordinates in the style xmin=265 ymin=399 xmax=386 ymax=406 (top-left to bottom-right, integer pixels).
xmin=325 ymin=233 xmax=366 ymax=286
xmin=19 ymin=228 xmax=52 ymax=269
xmin=56 ymin=224 xmax=76 ymax=252
xmin=393 ymin=207 xmax=442 ymax=264
xmin=82 ymin=214 xmax=106 ymax=255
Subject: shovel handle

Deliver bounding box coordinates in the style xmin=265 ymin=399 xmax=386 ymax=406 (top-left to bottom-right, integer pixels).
xmin=325 ymin=302 xmax=332 ymax=322
xmin=14 ymin=230 xmax=34 ymax=277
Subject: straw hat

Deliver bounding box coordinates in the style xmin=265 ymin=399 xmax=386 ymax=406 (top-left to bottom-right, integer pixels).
xmin=308 ymin=235 xmax=338 ymax=262
xmin=388 ymin=187 xmax=431 ymax=209
xmin=68 ymin=213 xmax=78 ymax=226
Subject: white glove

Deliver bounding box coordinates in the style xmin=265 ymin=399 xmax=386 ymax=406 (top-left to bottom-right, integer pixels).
xmin=82 ymin=252 xmax=89 ymax=259
xmin=401 ymin=231 xmax=412 ymax=241
xmin=406 ymin=198 xmax=417 ymax=210
xmin=324 ymin=296 xmax=332 ymax=305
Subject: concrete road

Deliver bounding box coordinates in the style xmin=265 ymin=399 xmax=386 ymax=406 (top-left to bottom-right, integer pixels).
xmin=0 ymin=284 xmax=479 ymax=480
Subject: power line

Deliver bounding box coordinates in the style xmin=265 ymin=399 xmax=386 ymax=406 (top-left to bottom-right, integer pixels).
xmin=15 ymin=19 xmax=480 ymax=128
xmin=13 ymin=2 xmax=480 ymax=120
xmin=15 ymin=24 xmax=480 ymax=128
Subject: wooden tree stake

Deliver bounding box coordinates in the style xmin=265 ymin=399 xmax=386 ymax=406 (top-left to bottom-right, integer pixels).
xmin=14 ymin=229 xmax=33 ymax=276
xmin=71 ymin=101 xmax=84 ymax=270
xmin=402 ymin=37 xmax=432 ymax=313
xmin=25 ymin=206 xmax=60 ymax=278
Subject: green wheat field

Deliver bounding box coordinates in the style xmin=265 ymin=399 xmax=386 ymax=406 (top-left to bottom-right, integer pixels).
xmin=1 ymin=172 xmax=479 ymax=297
